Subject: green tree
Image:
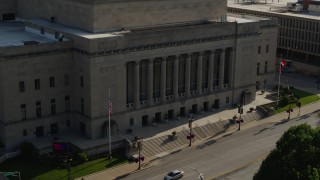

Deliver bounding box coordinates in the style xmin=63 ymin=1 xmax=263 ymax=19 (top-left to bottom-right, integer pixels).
xmin=254 ymin=124 xmax=320 ymax=180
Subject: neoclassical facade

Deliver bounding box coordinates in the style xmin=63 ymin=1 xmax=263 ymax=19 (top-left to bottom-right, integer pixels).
xmin=0 ymin=0 xmax=277 ymax=150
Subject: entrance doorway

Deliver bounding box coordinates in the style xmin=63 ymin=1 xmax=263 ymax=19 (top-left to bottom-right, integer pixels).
xmin=36 ymin=126 xmax=44 ymax=137
xmin=168 ymin=109 xmax=174 ymax=120
xmin=142 ymin=115 xmax=148 ymax=126
xmin=50 ymin=123 xmax=58 ymax=135
xmin=2 ymin=13 xmax=15 ymax=21
xmin=213 ymin=99 xmax=220 ymax=109
xmin=155 ymin=112 xmax=161 ymax=123
xmin=180 ymin=107 xmax=186 ymax=117
xmin=203 ymin=102 xmax=209 ymax=111
xmin=192 ymin=104 xmax=198 ymax=114
xmin=80 ymin=123 xmax=86 ymax=135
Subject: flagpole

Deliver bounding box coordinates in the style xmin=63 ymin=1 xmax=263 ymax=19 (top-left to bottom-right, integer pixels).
xmin=108 ymin=88 xmax=112 ymax=159
xmin=276 ymin=55 xmax=282 ymax=108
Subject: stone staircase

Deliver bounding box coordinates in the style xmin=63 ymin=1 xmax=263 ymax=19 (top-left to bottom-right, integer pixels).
xmin=141 ymin=110 xmax=264 ymax=157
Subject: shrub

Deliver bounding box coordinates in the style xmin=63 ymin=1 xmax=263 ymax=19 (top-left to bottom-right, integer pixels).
xmin=172 ymin=131 xmax=176 ymax=136
xmin=76 ymin=152 xmax=88 ymax=163
xmin=279 ymin=96 xmax=289 ymax=107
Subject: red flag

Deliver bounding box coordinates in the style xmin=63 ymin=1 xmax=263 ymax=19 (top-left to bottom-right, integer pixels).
xmin=279 ymin=60 xmax=286 ymax=73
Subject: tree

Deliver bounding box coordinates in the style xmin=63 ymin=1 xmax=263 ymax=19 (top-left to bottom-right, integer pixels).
xmin=254 ymin=124 xmax=320 ymax=180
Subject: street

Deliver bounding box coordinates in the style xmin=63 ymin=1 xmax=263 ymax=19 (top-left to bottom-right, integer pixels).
xmin=122 ymin=113 xmax=320 ymax=180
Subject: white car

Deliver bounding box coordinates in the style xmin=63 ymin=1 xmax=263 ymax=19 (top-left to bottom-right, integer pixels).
xmin=164 ymin=170 xmax=184 ymax=180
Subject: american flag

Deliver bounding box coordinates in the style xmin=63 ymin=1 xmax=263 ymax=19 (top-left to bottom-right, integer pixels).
xmin=108 ymin=99 xmax=112 ymax=115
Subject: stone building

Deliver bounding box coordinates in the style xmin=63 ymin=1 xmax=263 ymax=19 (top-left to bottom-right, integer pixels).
xmin=228 ymin=0 xmax=320 ymax=75
xmin=0 ymin=0 xmax=277 ymax=150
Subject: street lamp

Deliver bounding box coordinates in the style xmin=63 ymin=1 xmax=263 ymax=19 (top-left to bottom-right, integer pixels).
xmin=187 ymin=116 xmax=195 ymax=146
xmin=296 ymin=100 xmax=302 ymax=116
xmin=134 ymin=136 xmax=144 ymax=170
xmin=64 ymin=156 xmax=72 ymax=180
xmin=191 ymin=167 xmax=204 ymax=180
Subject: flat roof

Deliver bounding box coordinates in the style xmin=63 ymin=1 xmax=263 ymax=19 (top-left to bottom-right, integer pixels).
xmin=228 ymin=0 xmax=320 ymax=20
xmin=0 ymin=22 xmax=57 ymax=48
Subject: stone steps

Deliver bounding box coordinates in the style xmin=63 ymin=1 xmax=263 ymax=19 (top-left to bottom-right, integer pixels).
xmin=141 ymin=110 xmax=264 ymax=157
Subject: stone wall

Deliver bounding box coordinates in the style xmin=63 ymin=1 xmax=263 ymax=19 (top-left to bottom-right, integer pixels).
xmin=0 ymin=0 xmax=16 ymax=20
xmin=16 ymin=0 xmax=226 ymax=32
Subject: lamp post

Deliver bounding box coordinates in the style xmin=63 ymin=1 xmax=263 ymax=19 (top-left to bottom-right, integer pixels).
xmin=187 ymin=116 xmax=194 ymax=146
xmin=134 ymin=136 xmax=144 ymax=170
xmin=64 ymin=156 xmax=72 ymax=180
xmin=296 ymin=100 xmax=301 ymax=116
xmin=191 ymin=167 xmax=204 ymax=180
xmin=287 ymin=93 xmax=294 ymax=120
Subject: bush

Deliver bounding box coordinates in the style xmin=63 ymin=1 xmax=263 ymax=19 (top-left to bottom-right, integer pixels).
xmin=21 ymin=142 xmax=39 ymax=159
xmin=76 ymin=152 xmax=88 ymax=163
xmin=279 ymin=96 xmax=289 ymax=107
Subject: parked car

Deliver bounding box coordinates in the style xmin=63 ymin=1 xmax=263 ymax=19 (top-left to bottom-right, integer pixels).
xmin=164 ymin=170 xmax=184 ymax=180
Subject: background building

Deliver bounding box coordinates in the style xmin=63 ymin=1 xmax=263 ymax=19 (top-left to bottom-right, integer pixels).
xmin=228 ymin=0 xmax=320 ymax=75
xmin=0 ymin=0 xmax=277 ymax=150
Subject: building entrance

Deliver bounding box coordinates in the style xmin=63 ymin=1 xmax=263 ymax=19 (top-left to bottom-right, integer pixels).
xmin=168 ymin=109 xmax=174 ymax=120
xmin=155 ymin=112 xmax=161 ymax=123
xmin=142 ymin=115 xmax=148 ymax=126
xmin=203 ymin=102 xmax=209 ymax=111
xmin=36 ymin=126 xmax=44 ymax=137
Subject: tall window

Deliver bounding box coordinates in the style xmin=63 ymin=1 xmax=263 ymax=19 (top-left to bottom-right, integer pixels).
xmin=264 ymin=61 xmax=268 ymax=73
xmin=64 ymin=74 xmax=69 ymax=86
xmin=81 ymin=98 xmax=84 ymax=114
xmin=80 ymin=76 xmax=84 ymax=87
xmin=258 ymin=46 xmax=261 ymax=54
xmin=65 ymin=95 xmax=70 ymax=112
xmin=19 ymin=81 xmax=25 ymax=92
xmin=20 ymin=104 xmax=26 ymax=120
xmin=50 ymin=77 xmax=55 ymax=87
xmin=35 ymin=79 xmax=40 ymax=90
xmin=266 ymin=45 xmax=269 ymax=53
xmin=257 ymin=63 xmax=260 ymax=75
xmin=51 ymin=98 xmax=56 ymax=115
xmin=36 ymin=101 xmax=41 ymax=118
xmin=226 ymin=97 xmax=230 ymax=104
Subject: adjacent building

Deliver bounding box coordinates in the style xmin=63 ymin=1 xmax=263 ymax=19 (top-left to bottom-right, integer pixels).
xmin=0 ymin=0 xmax=277 ymax=150
xmin=228 ymin=0 xmax=320 ymax=74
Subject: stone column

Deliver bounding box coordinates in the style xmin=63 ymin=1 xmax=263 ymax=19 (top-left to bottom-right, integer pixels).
xmin=148 ymin=59 xmax=154 ymax=105
xmin=208 ymin=50 xmax=215 ymax=93
xmin=173 ymin=56 xmax=179 ymax=99
xmin=219 ymin=49 xmax=225 ymax=89
xmin=228 ymin=49 xmax=234 ymax=88
xmin=134 ymin=61 xmax=140 ymax=107
xmin=185 ymin=54 xmax=191 ymax=97
xmin=197 ymin=52 xmax=203 ymax=95
xmin=161 ymin=57 xmax=167 ymax=103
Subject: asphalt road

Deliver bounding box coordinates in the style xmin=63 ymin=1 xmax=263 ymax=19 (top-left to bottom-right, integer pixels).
xmin=122 ymin=113 xmax=320 ymax=180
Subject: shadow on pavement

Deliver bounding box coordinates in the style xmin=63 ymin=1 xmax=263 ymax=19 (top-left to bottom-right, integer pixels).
xmin=196 ymin=139 xmax=217 ymax=149
xmin=274 ymin=119 xmax=290 ymax=126
xmin=115 ymin=173 xmax=130 ymax=180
